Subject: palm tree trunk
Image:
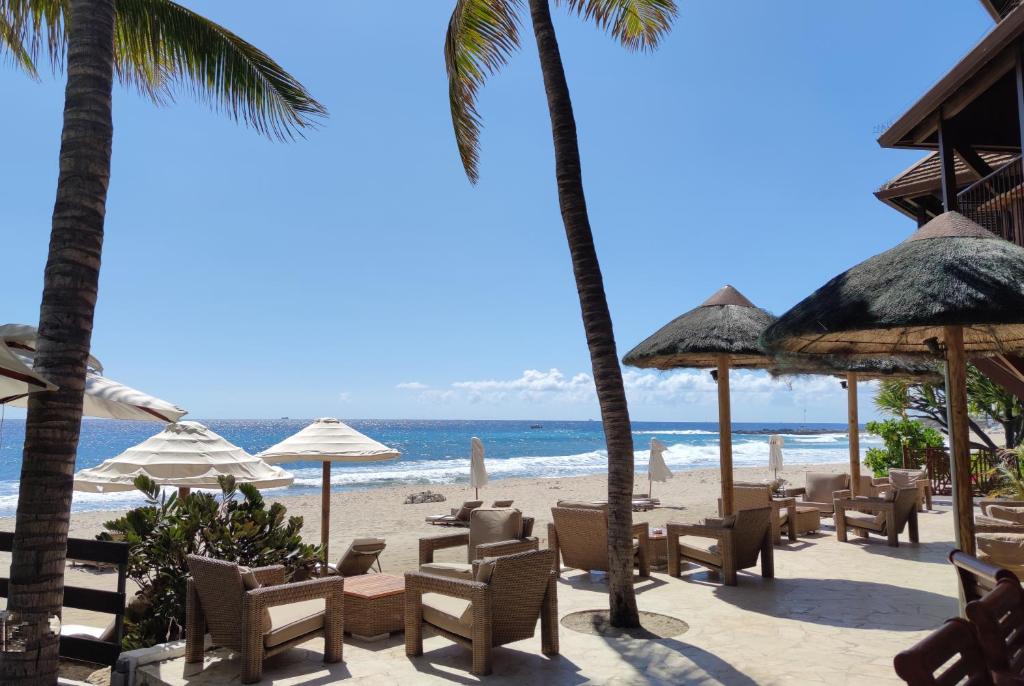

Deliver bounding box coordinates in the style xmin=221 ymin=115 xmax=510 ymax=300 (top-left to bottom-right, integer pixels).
xmin=0 ymin=0 xmax=115 ymax=682
xmin=527 ymin=0 xmax=639 ymax=627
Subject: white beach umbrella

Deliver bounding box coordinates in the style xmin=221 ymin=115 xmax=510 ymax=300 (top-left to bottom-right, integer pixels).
xmin=647 ymin=438 xmax=673 ymax=499
xmin=0 ymin=340 xmax=56 ymax=401
xmin=469 ymin=436 xmax=488 ymax=499
xmin=74 ymin=421 xmax=293 ymax=494
xmin=0 ymin=324 xmax=186 ymax=422
xmin=258 ymin=417 xmax=399 ymax=559
xmin=768 ymin=434 xmax=784 ymax=481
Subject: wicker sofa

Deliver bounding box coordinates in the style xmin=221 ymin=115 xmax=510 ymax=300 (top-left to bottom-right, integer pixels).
xmin=548 ymin=501 xmax=649 ymax=578
xmin=405 ymin=548 xmax=559 ymax=676
xmin=666 ymin=506 xmax=773 ymax=586
xmin=185 ymin=555 xmax=344 ymax=684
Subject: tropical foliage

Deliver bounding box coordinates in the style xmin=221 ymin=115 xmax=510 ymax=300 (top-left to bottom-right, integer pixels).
xmin=100 ymin=475 xmax=320 ymax=650
xmin=864 ymin=418 xmax=944 ymax=476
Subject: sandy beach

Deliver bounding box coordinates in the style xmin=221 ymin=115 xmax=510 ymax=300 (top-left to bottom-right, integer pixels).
xmin=1 ymin=461 xmax=847 ymax=631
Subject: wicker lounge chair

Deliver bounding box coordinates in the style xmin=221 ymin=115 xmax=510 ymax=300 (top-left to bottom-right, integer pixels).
xmin=834 ymin=487 xmax=920 ymax=547
xmin=893 ymin=617 xmax=995 ymax=686
xmin=426 ymin=500 xmax=483 ymax=527
xmin=950 ymin=550 xmax=1019 ymax=604
xmin=419 ymin=508 xmax=538 ymax=578
xmin=324 ymin=537 xmax=386 ymax=577
xmin=492 ymin=499 xmax=514 ymax=507
xmin=784 ymin=472 xmax=851 ymax=517
xmin=666 ymin=506 xmax=773 ymax=586
xmin=719 ymin=482 xmax=796 ymax=545
xmin=966 ymin=579 xmax=1024 ymax=677
xmin=548 ymin=502 xmax=649 ymax=578
xmin=185 ymin=555 xmax=343 ymax=684
xmin=405 ymin=548 xmax=558 ymax=676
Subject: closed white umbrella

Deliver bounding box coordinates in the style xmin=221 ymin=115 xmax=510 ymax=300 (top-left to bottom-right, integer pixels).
xmin=648 ymin=438 xmax=673 ymax=499
xmin=768 ymin=434 xmax=784 ymax=481
xmin=0 ymin=324 xmax=186 ymax=422
xmin=258 ymin=417 xmax=399 ymax=560
xmin=74 ymin=421 xmax=293 ymax=494
xmin=469 ymin=436 xmax=488 ymax=499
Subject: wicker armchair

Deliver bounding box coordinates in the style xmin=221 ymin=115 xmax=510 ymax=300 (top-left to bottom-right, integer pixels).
xmin=426 ymin=500 xmax=484 ymax=527
xmin=834 ymin=487 xmax=920 ymax=547
xmin=965 ymin=579 xmax=1024 ymax=676
xmin=405 ymin=548 xmax=559 ymax=676
xmin=719 ymin=483 xmax=796 ymax=545
xmin=893 ymin=618 xmax=994 ymax=686
xmin=547 ymin=503 xmax=649 ymax=578
xmin=783 ymin=472 xmax=851 ymax=516
xmin=185 ymin=555 xmax=343 ymax=684
xmin=419 ymin=509 xmax=537 ymax=579
xmin=877 ymin=468 xmax=932 ymax=511
xmin=666 ymin=506 xmax=773 ymax=586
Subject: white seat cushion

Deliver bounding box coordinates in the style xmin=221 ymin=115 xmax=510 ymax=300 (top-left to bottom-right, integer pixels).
xmin=677 ymin=536 xmax=722 ymax=566
xmin=422 ymin=593 xmax=473 ymax=639
xmin=264 ymin=599 xmax=325 ymax=648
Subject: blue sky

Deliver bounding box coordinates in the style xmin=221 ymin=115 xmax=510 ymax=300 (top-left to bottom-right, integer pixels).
xmin=0 ymin=1 xmax=995 ymax=422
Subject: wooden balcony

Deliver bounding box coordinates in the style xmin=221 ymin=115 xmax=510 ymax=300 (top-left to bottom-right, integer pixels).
xmin=958 ymin=155 xmax=1024 ymax=246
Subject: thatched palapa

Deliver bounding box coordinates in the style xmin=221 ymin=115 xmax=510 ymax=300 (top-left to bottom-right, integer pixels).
xmin=623 ymin=285 xmax=777 ymax=369
xmin=769 ymin=353 xmax=944 ymax=383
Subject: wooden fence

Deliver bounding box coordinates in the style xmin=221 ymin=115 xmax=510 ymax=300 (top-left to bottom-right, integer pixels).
xmin=902 ymin=446 xmax=1018 ymax=496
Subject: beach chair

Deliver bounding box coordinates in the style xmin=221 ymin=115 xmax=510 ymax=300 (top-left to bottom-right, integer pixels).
xmin=966 ymin=579 xmax=1024 ymax=677
xmin=876 ymin=468 xmax=932 ymax=511
xmin=185 ymin=555 xmax=344 ymax=684
xmin=405 ymin=548 xmax=559 ymax=676
xmin=784 ymin=472 xmax=851 ymax=517
xmin=834 ymin=487 xmax=920 ymax=547
xmin=666 ymin=506 xmax=773 ymax=586
xmin=719 ymin=482 xmax=796 ymax=545
xmin=548 ymin=502 xmax=649 ymax=578
xmin=419 ymin=508 xmax=537 ymax=579
xmin=324 ymin=537 xmax=386 ymax=576
xmin=893 ymin=617 xmax=994 ymax=686
xmin=426 ymin=500 xmax=483 ymax=527
xmin=950 ymin=550 xmax=1019 ymax=605
xmin=492 ymin=499 xmax=513 ymax=507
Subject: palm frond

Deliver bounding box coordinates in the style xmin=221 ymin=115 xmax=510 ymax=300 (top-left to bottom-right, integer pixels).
xmin=0 ymin=11 xmax=38 ymax=77
xmin=445 ymin=0 xmax=522 ymax=183
xmin=113 ymin=0 xmax=325 ymax=140
xmin=558 ymin=0 xmax=677 ymax=50
xmin=0 ymin=0 xmax=65 ymax=78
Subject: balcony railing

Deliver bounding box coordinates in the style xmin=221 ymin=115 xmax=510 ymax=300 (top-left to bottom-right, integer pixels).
xmin=958 ymin=155 xmax=1024 ymax=246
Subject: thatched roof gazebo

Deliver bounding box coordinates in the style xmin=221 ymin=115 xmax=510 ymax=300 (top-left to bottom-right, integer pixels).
xmin=623 ymin=285 xmax=776 ymax=514
xmin=771 ymin=354 xmax=943 ymax=493
xmin=763 ymin=212 xmax=1024 ymax=554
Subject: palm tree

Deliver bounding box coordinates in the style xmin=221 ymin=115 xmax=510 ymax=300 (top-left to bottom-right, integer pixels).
xmin=444 ymin=0 xmax=676 ymax=627
xmin=0 ymin=2 xmax=323 ymax=681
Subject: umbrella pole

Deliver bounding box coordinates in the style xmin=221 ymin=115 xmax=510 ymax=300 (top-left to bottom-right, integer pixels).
xmin=944 ymin=325 xmax=975 ymax=556
xmin=847 ymin=373 xmax=861 ymax=496
xmin=717 ymin=356 xmax=734 ymax=515
xmin=177 ymin=487 xmax=190 ymax=499
xmin=322 ymin=462 xmax=331 ymax=563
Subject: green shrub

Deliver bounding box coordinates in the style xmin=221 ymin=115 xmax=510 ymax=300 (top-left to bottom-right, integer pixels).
xmin=863 ymin=419 xmax=944 ymax=477
xmin=99 ymin=474 xmax=320 ymax=650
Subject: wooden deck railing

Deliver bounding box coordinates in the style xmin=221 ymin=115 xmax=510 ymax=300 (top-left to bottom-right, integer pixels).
xmin=958 ymin=156 xmax=1024 ymax=247
xmin=902 ymin=446 xmax=1019 ymax=496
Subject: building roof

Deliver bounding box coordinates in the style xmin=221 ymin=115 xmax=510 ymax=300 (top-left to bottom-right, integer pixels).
xmin=980 ymin=0 xmax=1020 ymax=22
xmin=877 ymin=5 xmax=1024 ymax=150
xmin=875 ymin=151 xmax=1018 ymax=219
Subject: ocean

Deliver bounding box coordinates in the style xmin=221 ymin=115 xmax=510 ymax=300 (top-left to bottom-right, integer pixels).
xmin=0 ymin=418 xmax=880 ymax=516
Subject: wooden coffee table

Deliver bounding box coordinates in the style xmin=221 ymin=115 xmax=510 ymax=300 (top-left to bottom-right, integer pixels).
xmin=344 ymin=573 xmax=405 ymax=641
xmin=647 ymin=529 xmax=668 ymax=569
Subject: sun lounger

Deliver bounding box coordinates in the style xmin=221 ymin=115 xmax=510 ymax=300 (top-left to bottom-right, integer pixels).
xmin=425 ymin=500 xmax=483 ymax=527
xmin=324 ymin=537 xmax=386 ymax=577
xmin=491 ymin=499 xmax=513 ymax=507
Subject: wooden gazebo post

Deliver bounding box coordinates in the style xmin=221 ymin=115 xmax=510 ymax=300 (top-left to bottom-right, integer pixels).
xmin=944 ymin=326 xmax=975 ymax=556
xmin=846 ymin=373 xmax=861 ymax=496
xmin=718 ymin=355 xmax=734 ymax=515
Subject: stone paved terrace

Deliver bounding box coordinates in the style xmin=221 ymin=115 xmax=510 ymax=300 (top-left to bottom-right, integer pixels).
xmin=138 ymin=500 xmax=960 ymax=686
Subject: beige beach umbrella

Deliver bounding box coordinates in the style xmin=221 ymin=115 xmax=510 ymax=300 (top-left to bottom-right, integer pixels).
xmin=469 ymin=436 xmax=488 ymax=499
xmin=0 ymin=339 xmax=56 ymax=401
xmin=258 ymin=417 xmax=399 ymax=560
xmin=768 ymin=435 xmax=784 ymax=482
xmin=0 ymin=324 xmax=186 ymax=422
xmin=647 ymin=438 xmax=673 ymax=499
xmin=623 ymin=285 xmax=777 ymax=514
xmin=762 ymin=212 xmax=1024 ymax=556
xmin=74 ymin=421 xmax=292 ymax=495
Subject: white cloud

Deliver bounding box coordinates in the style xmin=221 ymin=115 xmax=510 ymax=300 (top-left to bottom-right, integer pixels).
xmin=396 ymin=381 xmax=428 ymax=390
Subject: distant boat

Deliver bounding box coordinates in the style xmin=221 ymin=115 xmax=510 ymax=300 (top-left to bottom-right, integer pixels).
xmin=530 ymin=424 xmax=543 ymax=429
